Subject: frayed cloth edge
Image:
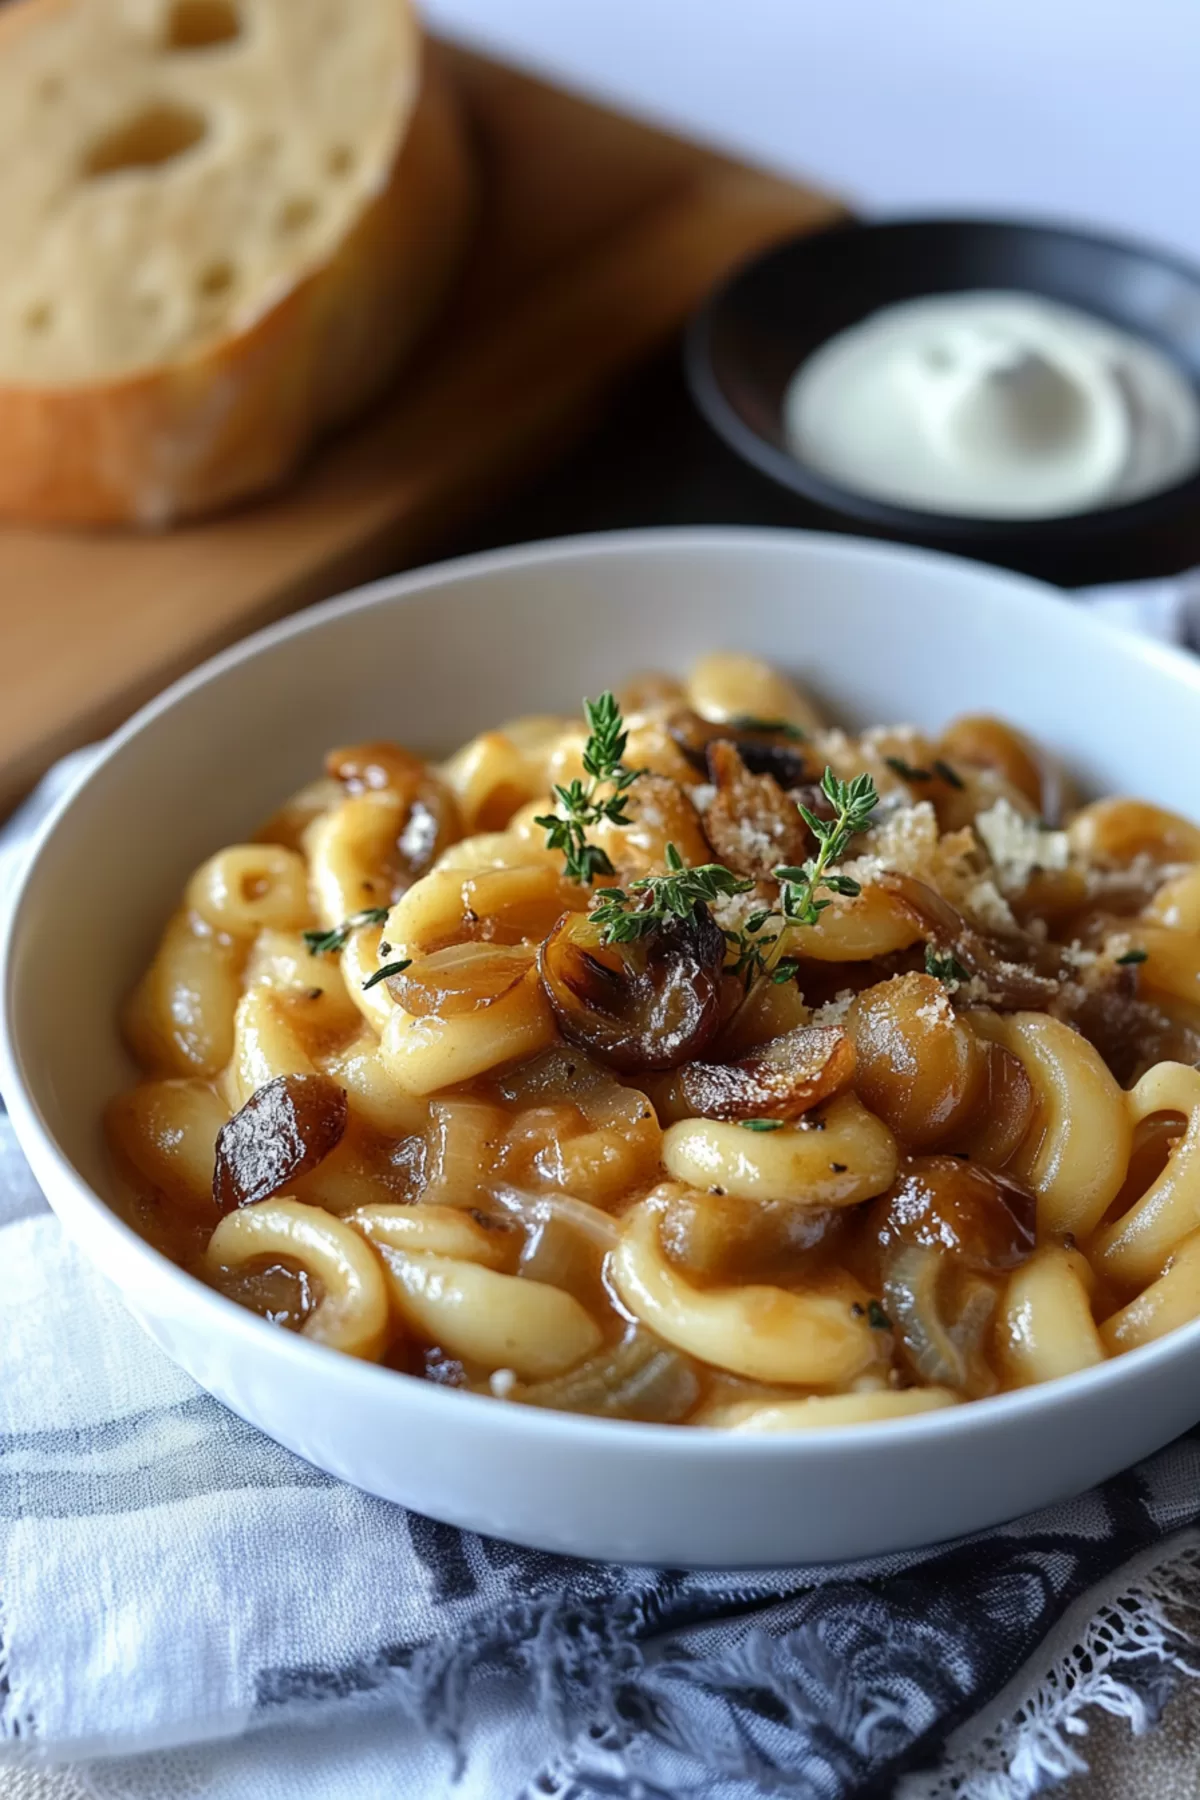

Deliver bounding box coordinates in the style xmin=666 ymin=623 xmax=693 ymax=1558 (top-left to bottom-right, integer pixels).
xmin=898 ymin=1529 xmax=1200 ymax=1800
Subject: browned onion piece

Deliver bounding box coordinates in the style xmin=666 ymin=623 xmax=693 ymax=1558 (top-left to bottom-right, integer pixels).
xmin=882 ymin=1245 xmax=962 ymax=1387
xmin=667 ymin=709 xmax=813 ymax=789
xmin=876 ymin=869 xmax=1069 ymax=1009
xmin=389 ymin=943 xmax=536 ymax=1017
xmin=659 ymin=1188 xmax=838 ymax=1283
xmin=709 ymin=973 xmax=812 ymax=1062
xmin=1064 ymin=874 xmax=1181 ymax=947
xmin=326 ymin=740 xmax=427 ymax=798
xmin=870 ymin=1154 xmax=1035 ymax=1274
xmin=703 ymin=741 xmax=811 ymax=880
xmin=210 ymin=1260 xmax=316 ymax=1329
xmin=396 ymin=782 xmax=461 ymax=888
xmin=882 ymin=1244 xmax=999 ymax=1397
xmin=326 ymin=740 xmax=462 ymax=890
xmin=509 ymin=1327 xmax=700 ymax=1422
xmin=213 ymin=1074 xmax=349 ymax=1213
xmin=397 ymin=799 xmax=443 ymax=880
xmin=679 ymin=1022 xmax=854 ymax=1121
xmin=952 ymin=1041 xmax=1037 ymax=1171
xmin=1007 ymin=866 xmax=1090 ymax=930
xmin=1051 ymin=965 xmax=1200 ymax=1087
xmin=847 ymin=974 xmax=984 ymax=1150
xmin=538 ymin=908 xmax=725 ymax=1072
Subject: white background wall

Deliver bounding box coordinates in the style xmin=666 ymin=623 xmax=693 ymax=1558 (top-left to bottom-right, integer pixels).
xmin=425 ymin=0 xmax=1200 ymax=261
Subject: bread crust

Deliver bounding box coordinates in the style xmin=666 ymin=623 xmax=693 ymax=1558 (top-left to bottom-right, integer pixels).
xmin=0 ymin=47 xmax=475 ymax=527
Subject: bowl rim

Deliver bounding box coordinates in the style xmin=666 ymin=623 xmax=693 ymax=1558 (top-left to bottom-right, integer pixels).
xmin=5 ymin=521 xmax=1200 ymax=1462
xmin=685 ymin=213 xmax=1200 ymax=541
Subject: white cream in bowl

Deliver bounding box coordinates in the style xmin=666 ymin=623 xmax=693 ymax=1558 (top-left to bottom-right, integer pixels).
xmin=783 ymin=291 xmax=1200 ymax=518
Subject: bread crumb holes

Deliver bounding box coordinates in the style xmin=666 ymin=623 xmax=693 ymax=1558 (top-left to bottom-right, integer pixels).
xmin=84 ymin=102 xmax=207 ymax=176
xmin=164 ymin=0 xmax=241 ymax=50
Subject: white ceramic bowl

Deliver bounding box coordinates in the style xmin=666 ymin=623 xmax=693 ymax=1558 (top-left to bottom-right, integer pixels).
xmin=5 ymin=528 xmax=1200 ymax=1568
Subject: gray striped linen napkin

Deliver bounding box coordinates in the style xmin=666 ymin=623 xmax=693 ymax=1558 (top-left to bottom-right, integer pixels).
xmin=3 ymin=576 xmax=1200 ymax=1800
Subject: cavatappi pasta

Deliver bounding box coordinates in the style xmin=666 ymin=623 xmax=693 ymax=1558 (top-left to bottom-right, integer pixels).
xmin=107 ymin=656 xmax=1200 ymax=1430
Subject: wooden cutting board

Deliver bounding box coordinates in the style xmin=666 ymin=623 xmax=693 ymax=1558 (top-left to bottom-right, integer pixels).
xmin=0 ymin=41 xmax=843 ymax=815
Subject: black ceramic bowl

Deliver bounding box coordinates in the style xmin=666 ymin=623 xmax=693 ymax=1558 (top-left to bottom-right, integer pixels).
xmin=686 ymin=217 xmax=1200 ymax=585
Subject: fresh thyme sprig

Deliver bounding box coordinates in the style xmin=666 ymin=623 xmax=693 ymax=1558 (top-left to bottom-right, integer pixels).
xmin=719 ymin=769 xmax=880 ymax=983
xmin=303 ymin=906 xmax=391 ymax=956
xmin=535 ymin=691 xmax=644 ymax=883
xmin=590 ymin=766 xmax=879 ymax=982
xmin=771 ymin=768 xmax=878 ymax=929
xmin=716 ymin=769 xmax=877 ymax=985
xmin=591 ymin=843 xmax=754 ymax=943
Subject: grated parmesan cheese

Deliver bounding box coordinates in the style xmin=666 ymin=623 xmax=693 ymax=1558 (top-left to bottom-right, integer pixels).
xmin=710 ymin=889 xmax=765 ymax=935
xmin=961 ymin=877 xmax=1018 ymax=934
xmin=840 ymin=801 xmax=940 ymax=885
xmin=860 ymin=725 xmax=927 ymax=753
xmin=915 ymin=990 xmax=954 ymax=1027
xmin=975 ymin=798 xmax=1069 ymax=894
xmin=810 ymin=989 xmax=858 ymax=1026
xmin=869 ymin=787 xmax=915 ymax=823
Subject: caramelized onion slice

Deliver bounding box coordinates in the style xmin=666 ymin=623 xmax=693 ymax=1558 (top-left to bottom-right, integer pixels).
xmin=326 ymin=740 xmax=427 ymax=798
xmin=398 ymin=795 xmax=458 ymax=885
xmin=326 ymin=740 xmax=461 ymax=888
xmin=679 ymin=1022 xmax=854 ymax=1121
xmin=847 ymin=974 xmax=984 ymax=1150
xmin=883 ymin=1244 xmax=999 ymax=1397
xmin=389 ymin=943 xmax=536 ymax=1017
xmin=659 ymin=1188 xmax=837 ymax=1283
xmin=952 ymin=1040 xmax=1037 ymax=1171
xmin=538 ymin=907 xmax=725 ymax=1072
xmin=508 ymin=1326 xmax=700 ymax=1422
xmin=703 ymin=741 xmax=811 ymax=880
xmin=495 ymin=1185 xmax=621 ymax=1252
xmin=876 ymin=869 xmax=1068 ymax=1009
xmin=667 ymin=708 xmax=813 ymax=788
xmin=213 ymin=1073 xmax=348 ymax=1213
xmin=1050 ymin=964 xmax=1200 ymax=1088
xmin=871 ymin=1154 xmax=1036 ymax=1274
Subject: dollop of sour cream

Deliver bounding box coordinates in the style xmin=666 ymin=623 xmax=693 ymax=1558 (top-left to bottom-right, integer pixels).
xmin=782 ymin=291 xmax=1200 ymax=519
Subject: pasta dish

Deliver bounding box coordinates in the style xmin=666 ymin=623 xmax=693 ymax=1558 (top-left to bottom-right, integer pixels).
xmin=107 ymin=654 xmax=1200 ymax=1430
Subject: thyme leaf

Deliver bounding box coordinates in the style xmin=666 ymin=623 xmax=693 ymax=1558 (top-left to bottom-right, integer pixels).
xmin=361 ymin=958 xmax=412 ymax=992
xmin=303 ymin=907 xmax=390 ymax=956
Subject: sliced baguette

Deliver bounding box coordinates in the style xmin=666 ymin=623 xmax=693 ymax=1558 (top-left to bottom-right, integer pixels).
xmin=0 ymin=0 xmax=474 ymax=526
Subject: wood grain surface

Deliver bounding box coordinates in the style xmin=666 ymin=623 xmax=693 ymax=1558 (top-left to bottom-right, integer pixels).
xmin=0 ymin=41 xmax=842 ymax=815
